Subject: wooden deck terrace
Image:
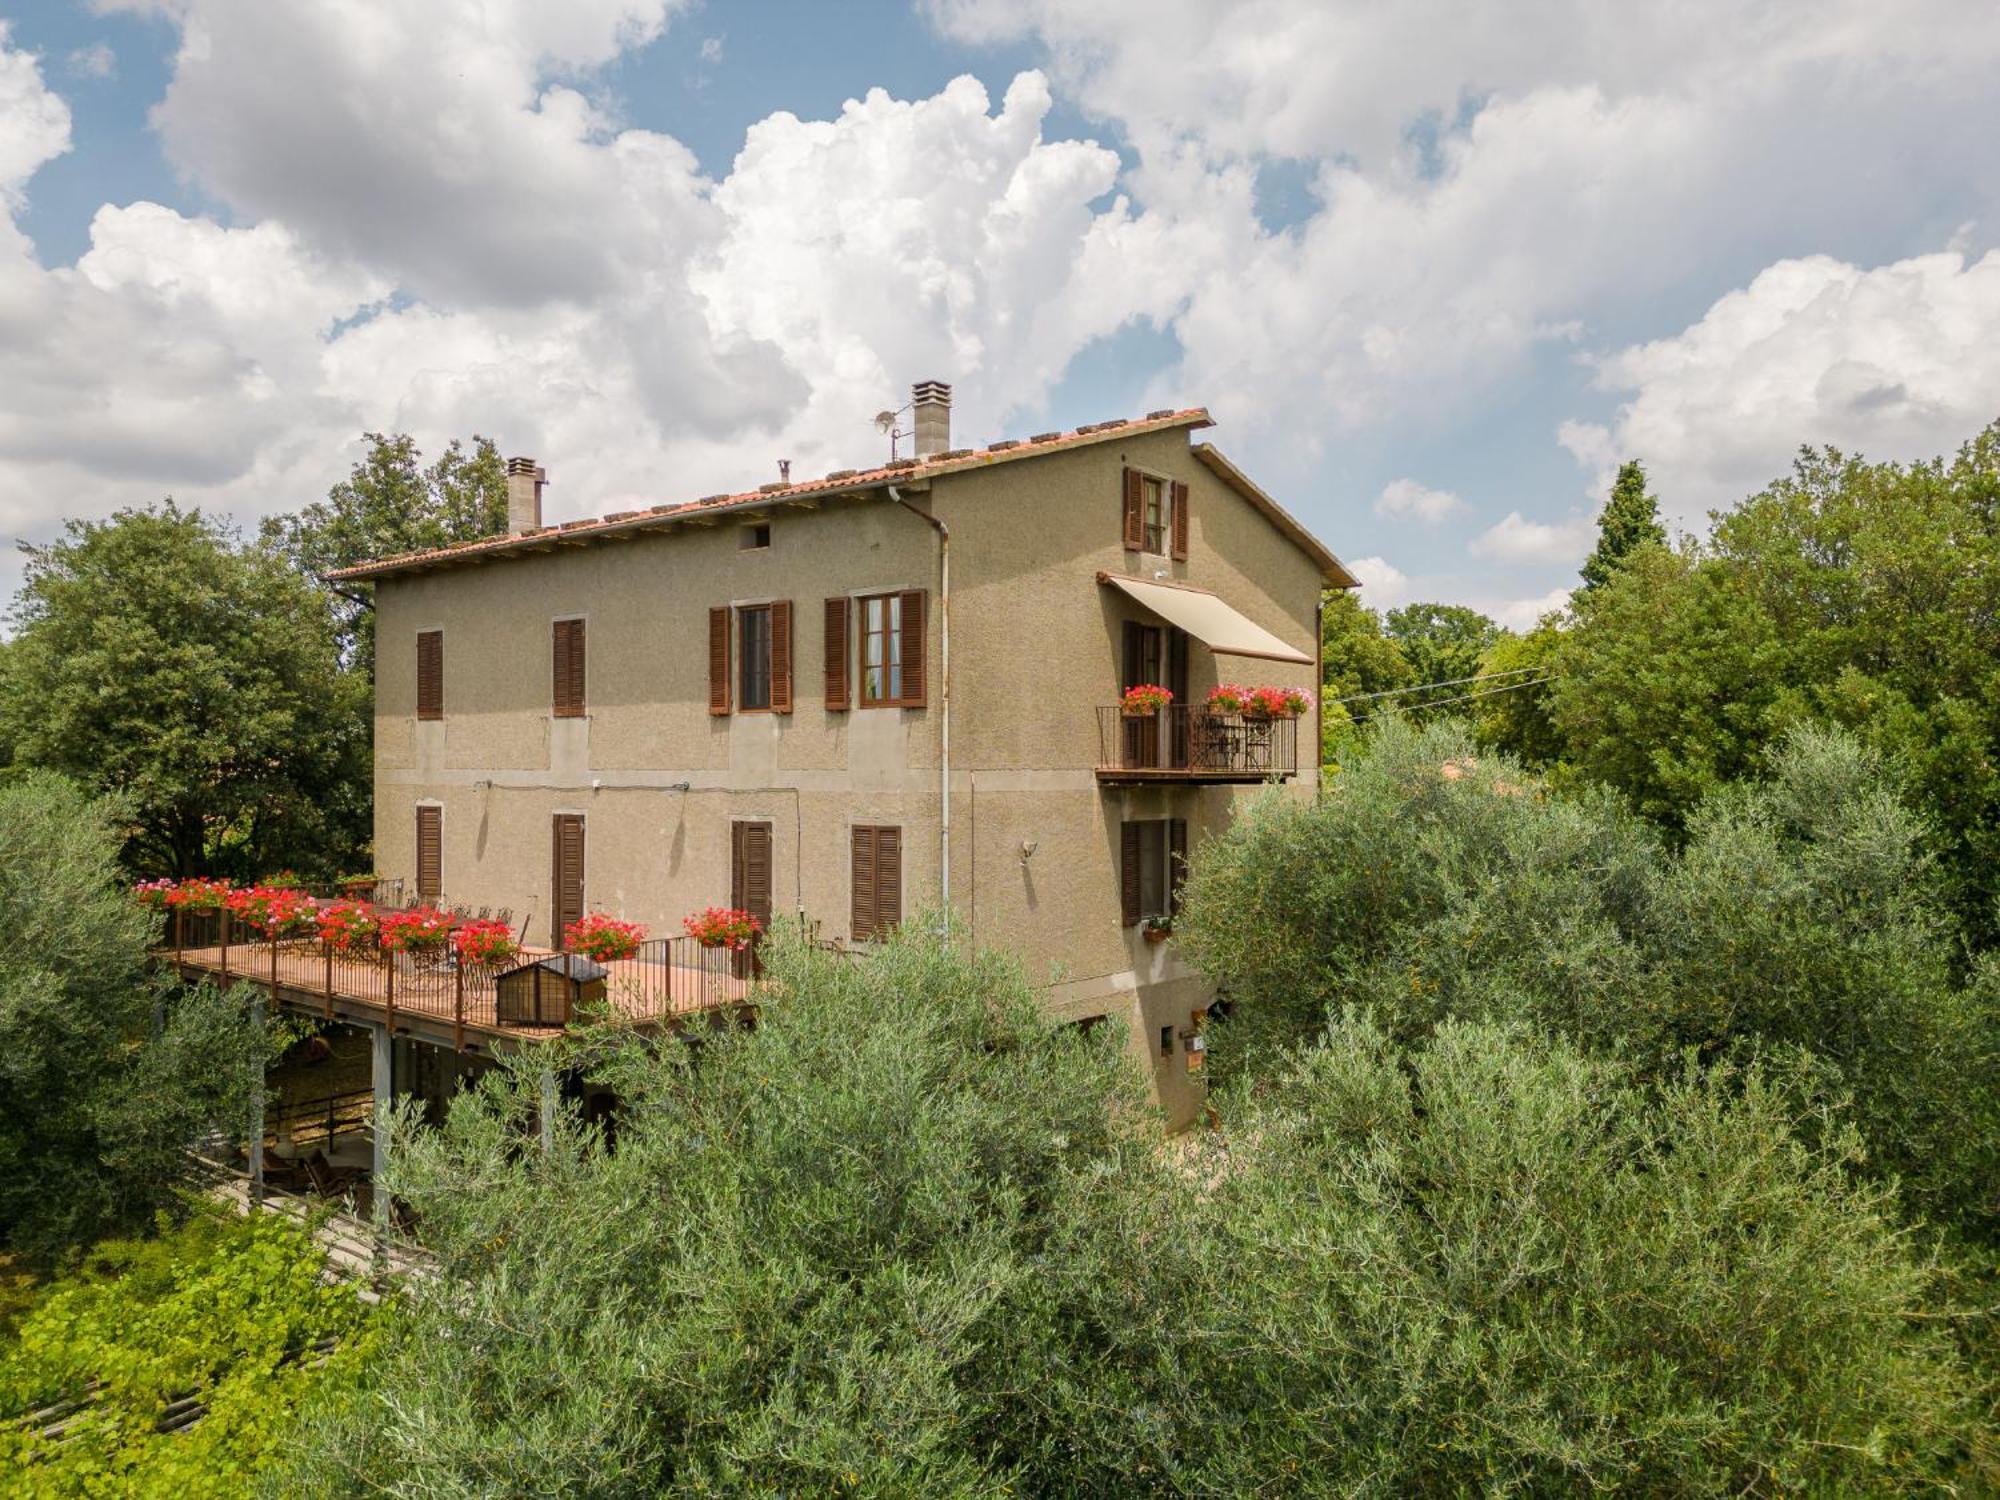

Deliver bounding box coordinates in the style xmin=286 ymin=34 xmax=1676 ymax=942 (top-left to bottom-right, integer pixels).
xmin=163 ymin=931 xmax=756 ymax=1055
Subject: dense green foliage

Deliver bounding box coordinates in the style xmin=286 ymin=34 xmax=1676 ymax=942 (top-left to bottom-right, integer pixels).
xmin=2 ymin=506 xmax=368 ymax=879
xmin=261 ymin=432 xmax=508 ymax=671
xmin=0 ymin=773 xmax=272 ymax=1263
xmin=1383 ymin=601 xmax=1500 ymax=692
xmin=273 ymin=926 xmax=1987 ymax=1494
xmin=1 ymin=1209 xmax=377 ymax=1495
xmin=1178 ymin=720 xmax=2000 ymax=1236
xmin=1579 ymin=458 xmax=1667 ymax=591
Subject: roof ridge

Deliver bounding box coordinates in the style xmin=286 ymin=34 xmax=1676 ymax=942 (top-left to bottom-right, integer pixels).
xmin=326 ymin=407 xmax=1213 ymax=580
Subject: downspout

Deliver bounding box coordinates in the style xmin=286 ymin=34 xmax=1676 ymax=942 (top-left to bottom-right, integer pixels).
xmin=887 ymin=485 xmax=950 ymax=917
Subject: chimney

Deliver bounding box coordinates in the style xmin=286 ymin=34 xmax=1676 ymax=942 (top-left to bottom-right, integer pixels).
xmin=505 ymin=455 xmax=545 ymax=533
xmin=911 ymin=380 xmax=952 ymax=459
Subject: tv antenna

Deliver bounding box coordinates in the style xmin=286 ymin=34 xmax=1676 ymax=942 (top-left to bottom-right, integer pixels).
xmin=873 ymin=402 xmax=912 ymax=461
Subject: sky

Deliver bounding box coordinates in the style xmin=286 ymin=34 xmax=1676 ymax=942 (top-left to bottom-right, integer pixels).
xmin=2 ymin=0 xmax=1998 ymax=628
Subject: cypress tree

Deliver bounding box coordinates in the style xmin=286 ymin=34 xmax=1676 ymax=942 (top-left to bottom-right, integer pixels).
xmin=1580 ymin=459 xmax=1666 ymax=590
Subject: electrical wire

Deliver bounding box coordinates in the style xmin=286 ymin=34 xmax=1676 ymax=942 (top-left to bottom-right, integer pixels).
xmin=1327 ymin=665 xmax=1546 ymax=706
xmin=1345 ymin=674 xmax=1557 ymax=724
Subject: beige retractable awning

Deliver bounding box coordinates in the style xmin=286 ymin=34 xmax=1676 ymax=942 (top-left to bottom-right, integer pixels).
xmin=1099 ymin=573 xmax=1313 ymax=664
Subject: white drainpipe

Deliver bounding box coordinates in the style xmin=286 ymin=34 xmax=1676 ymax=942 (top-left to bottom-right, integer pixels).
xmin=888 ymin=484 xmax=950 ymax=916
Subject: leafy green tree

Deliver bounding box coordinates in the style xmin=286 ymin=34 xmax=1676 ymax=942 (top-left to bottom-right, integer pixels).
xmin=1550 ymin=424 xmax=2000 ymax=937
xmin=1579 ymin=457 xmax=1666 ymax=591
xmin=1318 ymin=588 xmax=1413 ymax=761
xmin=263 ymin=433 xmax=508 ymax=671
xmin=3 ymin=505 xmax=368 ymax=879
xmin=0 ymin=1209 xmax=378 ymax=1491
xmin=0 ymin=774 xmax=273 ymax=1263
xmin=1472 ymin=616 xmax=1565 ymax=766
xmin=1384 ymin=601 xmax=1503 ymax=707
xmin=1177 ymin=720 xmax=2000 ymax=1234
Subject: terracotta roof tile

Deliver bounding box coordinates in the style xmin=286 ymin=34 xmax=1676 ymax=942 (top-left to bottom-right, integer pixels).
xmin=326 ymin=406 xmax=1216 ymax=581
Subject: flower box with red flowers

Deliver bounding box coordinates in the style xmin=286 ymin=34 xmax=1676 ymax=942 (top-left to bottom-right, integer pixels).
xmin=379 ymin=907 xmax=453 ymax=956
xmin=1243 ymin=685 xmax=1312 ymax=720
xmin=165 ymin=877 xmax=233 ymax=911
xmin=1121 ymin=683 xmax=1174 ymax=717
xmin=1205 ymin=684 xmax=1249 ymax=716
xmin=225 ymin=884 xmax=318 ymax=937
xmin=453 ymin=919 xmax=519 ymax=969
xmin=317 ymin=899 xmax=380 ymax=956
xmin=682 ymin=906 xmax=761 ymax=952
xmin=133 ymin=878 xmax=177 ymax=910
xmin=565 ymin=912 xmax=646 ymax=962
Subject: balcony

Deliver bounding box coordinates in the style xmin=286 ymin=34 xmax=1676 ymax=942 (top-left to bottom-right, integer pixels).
xmin=1095 ymin=705 xmax=1301 ymax=784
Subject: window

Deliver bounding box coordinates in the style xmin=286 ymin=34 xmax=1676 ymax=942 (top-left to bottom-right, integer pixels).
xmin=552 ymin=618 xmax=586 ymax=717
xmin=416 ymin=630 xmax=443 ymax=721
xmin=857 ymin=591 xmax=927 ymax=707
xmin=416 ymin=805 xmax=442 ymax=902
xmin=851 ymin=824 xmax=902 ymax=941
xmin=1120 ymin=817 xmax=1188 ymax=927
xmin=741 ymin=522 xmax=771 ymax=550
xmin=739 ymin=604 xmax=772 ymax=709
xmin=1142 ymin=475 xmax=1167 ymax=553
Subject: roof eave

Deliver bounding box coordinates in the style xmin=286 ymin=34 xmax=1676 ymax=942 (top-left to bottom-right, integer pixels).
xmin=1189 ymin=442 xmax=1358 ymax=588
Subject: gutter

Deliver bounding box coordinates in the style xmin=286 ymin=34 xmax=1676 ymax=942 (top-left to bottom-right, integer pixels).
xmin=888 ymin=484 xmax=951 ymax=917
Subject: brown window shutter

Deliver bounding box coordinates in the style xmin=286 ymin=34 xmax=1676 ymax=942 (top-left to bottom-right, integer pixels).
xmin=824 ymin=597 xmax=850 ymax=710
xmin=1168 ymin=818 xmax=1188 ymax=916
xmin=552 ymin=813 xmax=585 ymax=947
xmin=1120 ymin=821 xmax=1142 ymax=927
xmin=745 ymin=822 xmax=773 ymax=922
xmin=553 ymin=619 xmax=585 ymax=717
xmin=851 ymin=826 xmax=878 ymax=940
xmin=877 ymin=826 xmax=901 ymax=931
xmin=708 ymin=606 xmax=731 ymax=715
xmin=416 ymin=805 xmax=442 ymax=901
xmin=416 ymin=631 xmax=443 ymax=720
xmin=1122 ymin=466 xmax=1144 ymax=550
xmin=1170 ymin=479 xmax=1189 ymax=560
xmin=769 ymin=600 xmax=793 ymax=713
xmin=898 ymin=589 xmax=927 ymax=706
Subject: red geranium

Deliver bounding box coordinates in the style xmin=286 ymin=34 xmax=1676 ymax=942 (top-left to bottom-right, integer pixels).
xmin=165 ymin=877 xmax=233 ymax=911
xmin=682 ymin=906 xmax=761 ymax=952
xmin=317 ymin=899 xmax=379 ymax=955
xmin=453 ymin=919 xmax=519 ymax=968
xmin=379 ymin=907 xmax=453 ymax=954
xmin=566 ymin=912 xmax=646 ymax=961
xmin=134 ymin=878 xmax=176 ymax=910
xmin=226 ymin=884 xmax=317 ymax=936
xmin=1121 ymin=683 xmax=1173 ymax=716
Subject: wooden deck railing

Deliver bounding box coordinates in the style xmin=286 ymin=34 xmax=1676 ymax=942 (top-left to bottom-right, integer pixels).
xmin=1096 ymin=705 xmax=1300 ymax=781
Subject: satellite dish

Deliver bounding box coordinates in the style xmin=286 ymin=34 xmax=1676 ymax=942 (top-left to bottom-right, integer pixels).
xmin=873 ymin=410 xmax=898 ymax=433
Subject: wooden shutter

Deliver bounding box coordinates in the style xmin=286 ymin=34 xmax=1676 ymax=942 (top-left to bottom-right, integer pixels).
xmin=877 ymin=826 xmax=901 ymax=931
xmin=898 ymin=589 xmax=928 ymax=707
xmin=416 ymin=631 xmax=443 ymax=720
xmin=553 ymin=619 xmax=585 ymax=718
xmin=824 ymin=597 xmax=850 ymax=709
xmin=1120 ymin=821 xmax=1142 ymax=927
xmin=416 ymin=805 xmax=441 ymax=901
xmin=1122 ymin=467 xmax=1145 ymax=550
xmin=1170 ymin=479 xmax=1189 ymax=560
xmin=552 ymin=814 xmax=585 ymax=948
xmin=1168 ymin=818 xmax=1188 ymax=916
xmin=851 ymin=826 xmax=877 ymax=940
xmin=769 ymin=600 xmax=793 ymax=713
xmin=740 ymin=822 xmax=773 ymax=924
xmin=708 ymin=606 xmax=731 ymax=715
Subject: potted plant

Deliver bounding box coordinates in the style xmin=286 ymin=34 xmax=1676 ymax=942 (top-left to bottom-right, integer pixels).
xmin=453 ymin=918 xmax=519 ymax=968
xmin=133 ymin=878 xmax=176 ymax=910
xmin=165 ymin=876 xmax=233 ymax=911
xmin=1122 ymin=683 xmax=1173 ymax=717
xmin=1205 ymin=683 xmax=1247 ymax=716
xmin=225 ymin=884 xmax=317 ymax=938
xmin=682 ymin=906 xmax=762 ymax=952
xmin=336 ymin=872 xmax=379 ymax=899
xmin=566 ymin=912 xmax=647 ymax=962
xmin=380 ymin=907 xmax=454 ymax=956
xmin=1142 ymin=913 xmax=1173 ymax=944
xmin=317 ymin=899 xmax=380 ymax=956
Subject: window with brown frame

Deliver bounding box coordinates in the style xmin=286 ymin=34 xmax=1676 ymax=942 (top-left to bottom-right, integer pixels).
xmin=1119 ymin=817 xmax=1188 ymax=926
xmin=857 ymin=590 xmax=927 ymax=707
xmin=552 ymin=618 xmax=586 ymax=717
xmin=738 ymin=604 xmax=772 ymax=710
xmin=1121 ymin=467 xmax=1188 ymax=558
xmin=416 ymin=630 xmax=443 ymax=720
xmin=850 ymin=824 xmax=902 ymax=941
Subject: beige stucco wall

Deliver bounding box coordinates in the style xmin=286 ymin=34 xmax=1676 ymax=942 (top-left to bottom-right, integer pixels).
xmin=372 ymin=425 xmax=1326 ymax=1126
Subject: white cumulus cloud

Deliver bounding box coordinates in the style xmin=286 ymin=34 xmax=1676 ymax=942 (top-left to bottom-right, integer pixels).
xmin=1345 ymin=555 xmax=1412 ymax=610
xmin=1374 ymin=477 xmax=1466 ymax=524
xmin=1469 ymin=510 xmax=1595 ymax=566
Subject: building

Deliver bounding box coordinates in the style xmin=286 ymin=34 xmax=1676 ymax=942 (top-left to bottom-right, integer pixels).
xmin=329 ymin=384 xmax=1354 ymax=1126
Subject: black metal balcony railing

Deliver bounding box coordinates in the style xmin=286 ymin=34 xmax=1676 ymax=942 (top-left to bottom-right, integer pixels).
xmin=1096 ymin=705 xmax=1300 ymax=782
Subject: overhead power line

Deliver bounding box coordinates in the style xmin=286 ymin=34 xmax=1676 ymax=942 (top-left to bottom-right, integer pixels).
xmin=1328 ymin=665 xmax=1545 ymax=707
xmin=1346 ymin=674 xmax=1557 ymax=724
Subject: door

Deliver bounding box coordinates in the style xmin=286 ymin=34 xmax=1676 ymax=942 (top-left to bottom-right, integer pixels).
xmin=730 ymin=820 xmax=773 ymax=978
xmin=551 ymin=813 xmax=585 ymax=950
xmin=1122 ymin=622 xmax=1165 ymax=768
